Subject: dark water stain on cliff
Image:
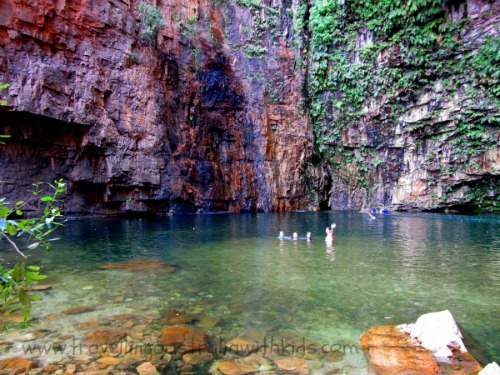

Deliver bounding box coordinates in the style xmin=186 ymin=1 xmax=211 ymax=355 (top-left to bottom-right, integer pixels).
xmin=200 ymin=55 xmax=245 ymax=110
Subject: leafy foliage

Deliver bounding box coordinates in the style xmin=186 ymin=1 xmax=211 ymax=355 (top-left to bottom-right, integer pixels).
xmin=0 ymin=263 xmax=47 ymax=328
xmin=0 ymin=179 xmax=66 ymax=325
xmin=469 ymin=36 xmax=500 ymax=97
xmin=135 ymin=1 xmax=167 ymax=46
xmin=305 ymin=0 xmax=500 ymax=182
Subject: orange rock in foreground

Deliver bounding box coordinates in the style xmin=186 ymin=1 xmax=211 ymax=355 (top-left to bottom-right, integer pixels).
xmin=215 ymin=361 xmax=259 ymax=375
xmin=158 ymin=326 xmax=208 ymax=353
xmin=360 ymin=325 xmax=482 ymax=375
xmin=0 ymin=357 xmax=36 ymax=374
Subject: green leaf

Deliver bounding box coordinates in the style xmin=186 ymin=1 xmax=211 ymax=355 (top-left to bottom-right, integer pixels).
xmin=17 ymin=289 xmax=31 ymax=310
xmin=12 ymin=263 xmax=26 ymax=282
xmin=29 ymin=294 xmax=43 ymax=301
xmin=7 ymin=224 xmax=18 ymax=236
xmin=40 ymin=196 xmax=53 ymax=202
xmin=0 ymin=206 xmax=11 ymax=217
xmin=26 ymin=272 xmax=47 ymax=281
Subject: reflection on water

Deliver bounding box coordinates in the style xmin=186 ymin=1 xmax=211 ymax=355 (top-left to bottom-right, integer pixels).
xmin=1 ymin=211 xmax=499 ymax=369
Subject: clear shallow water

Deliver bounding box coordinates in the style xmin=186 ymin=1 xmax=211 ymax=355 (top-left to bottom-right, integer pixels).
xmin=1 ymin=211 xmax=499 ymax=370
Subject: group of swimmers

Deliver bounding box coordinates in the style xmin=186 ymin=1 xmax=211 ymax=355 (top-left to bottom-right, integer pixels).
xmin=278 ymin=208 xmax=388 ymax=245
xmin=278 ymin=231 xmax=312 ymax=242
xmin=278 ymin=222 xmax=337 ymax=244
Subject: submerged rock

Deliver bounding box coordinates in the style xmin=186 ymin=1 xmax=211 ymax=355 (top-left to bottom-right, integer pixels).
xmin=273 ymin=357 xmax=310 ymax=374
xmin=0 ymin=312 xmax=27 ymax=324
xmin=0 ymin=357 xmax=36 ymax=374
xmin=137 ymin=362 xmax=160 ymax=375
xmin=78 ymin=318 xmax=100 ymax=330
xmin=182 ymin=352 xmax=214 ymax=366
xmin=98 ymin=259 xmax=177 ymax=272
xmin=44 ymin=313 xmax=62 ymax=321
xmin=25 ymin=284 xmax=52 ymax=291
xmin=164 ymin=309 xmax=197 ymax=325
xmin=211 ymin=360 xmax=260 ymax=375
xmin=226 ymin=336 xmax=260 ymax=355
xmin=158 ymin=326 xmax=208 ymax=354
xmin=73 ymin=370 xmax=110 ymax=375
xmin=81 ymin=328 xmax=127 ymax=346
xmin=199 ymin=316 xmax=221 ymax=329
xmin=63 ymin=305 xmax=95 ymax=315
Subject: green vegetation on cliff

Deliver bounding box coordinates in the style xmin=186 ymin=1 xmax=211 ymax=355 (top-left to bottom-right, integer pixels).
xmin=299 ymin=0 xmax=499 ymax=209
xmin=135 ymin=1 xmax=167 ymax=46
xmin=307 ymin=0 xmax=498 ymax=152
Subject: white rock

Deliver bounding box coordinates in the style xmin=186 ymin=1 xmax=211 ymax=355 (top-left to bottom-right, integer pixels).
xmin=399 ymin=310 xmax=466 ymax=363
xmin=479 ymin=362 xmax=500 ymax=375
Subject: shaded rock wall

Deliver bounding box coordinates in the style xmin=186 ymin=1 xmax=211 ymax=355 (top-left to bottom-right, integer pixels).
xmin=0 ymin=0 xmax=310 ymax=214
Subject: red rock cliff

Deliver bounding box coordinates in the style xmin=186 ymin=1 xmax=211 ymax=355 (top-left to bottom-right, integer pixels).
xmin=0 ymin=0 xmax=311 ymax=214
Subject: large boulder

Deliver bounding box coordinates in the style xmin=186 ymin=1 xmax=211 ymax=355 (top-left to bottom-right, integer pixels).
xmin=360 ymin=310 xmax=483 ymax=375
xmin=399 ymin=310 xmax=465 ymax=362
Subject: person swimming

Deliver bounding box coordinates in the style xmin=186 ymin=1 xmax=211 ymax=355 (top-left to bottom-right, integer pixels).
xmin=325 ymin=227 xmax=333 ymax=245
xmin=325 ymin=223 xmax=336 ymax=244
xmin=278 ymin=231 xmax=294 ymax=240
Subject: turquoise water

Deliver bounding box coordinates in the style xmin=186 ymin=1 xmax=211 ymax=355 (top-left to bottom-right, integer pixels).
xmin=1 ymin=211 xmax=499 ymax=369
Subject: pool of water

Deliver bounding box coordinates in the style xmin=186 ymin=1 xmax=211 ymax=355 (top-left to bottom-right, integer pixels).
xmin=1 ymin=211 xmax=499 ymax=371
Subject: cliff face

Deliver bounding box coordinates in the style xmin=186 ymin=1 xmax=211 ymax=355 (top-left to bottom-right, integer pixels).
xmin=0 ymin=0 xmax=310 ymax=214
xmin=0 ymin=0 xmax=498 ymax=215
xmin=305 ymin=0 xmax=500 ymax=212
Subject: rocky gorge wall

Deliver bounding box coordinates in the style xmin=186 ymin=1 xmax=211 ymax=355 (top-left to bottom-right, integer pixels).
xmin=304 ymin=0 xmax=500 ymax=212
xmin=0 ymin=0 xmax=311 ymax=215
xmin=0 ymin=0 xmax=498 ymax=215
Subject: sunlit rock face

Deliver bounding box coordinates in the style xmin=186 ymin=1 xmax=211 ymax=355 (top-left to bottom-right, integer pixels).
xmin=0 ymin=0 xmax=310 ymax=214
